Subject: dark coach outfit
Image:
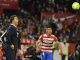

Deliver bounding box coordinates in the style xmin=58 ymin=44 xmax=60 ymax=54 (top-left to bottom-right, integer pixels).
xmin=4 ymin=24 xmax=18 ymax=60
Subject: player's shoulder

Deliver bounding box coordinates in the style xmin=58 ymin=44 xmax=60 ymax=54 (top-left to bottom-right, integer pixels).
xmin=8 ymin=25 xmax=15 ymax=30
xmin=51 ymin=35 xmax=56 ymax=37
xmin=39 ymin=34 xmax=47 ymax=38
xmin=38 ymin=34 xmax=45 ymax=39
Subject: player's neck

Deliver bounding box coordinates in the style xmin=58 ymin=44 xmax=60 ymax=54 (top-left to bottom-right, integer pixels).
xmin=46 ymin=33 xmax=51 ymax=36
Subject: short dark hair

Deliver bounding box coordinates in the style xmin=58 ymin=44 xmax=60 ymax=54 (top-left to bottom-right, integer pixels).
xmin=45 ymin=25 xmax=52 ymax=29
xmin=10 ymin=15 xmax=17 ymax=23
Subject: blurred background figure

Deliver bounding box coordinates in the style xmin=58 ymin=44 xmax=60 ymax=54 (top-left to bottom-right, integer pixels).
xmin=53 ymin=42 xmax=62 ymax=60
xmin=60 ymin=38 xmax=69 ymax=60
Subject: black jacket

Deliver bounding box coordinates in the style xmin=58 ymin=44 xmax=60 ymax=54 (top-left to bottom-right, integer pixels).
xmin=6 ymin=25 xmax=18 ymax=50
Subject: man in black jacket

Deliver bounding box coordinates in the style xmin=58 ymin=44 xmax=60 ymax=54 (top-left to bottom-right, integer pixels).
xmin=4 ymin=15 xmax=19 ymax=60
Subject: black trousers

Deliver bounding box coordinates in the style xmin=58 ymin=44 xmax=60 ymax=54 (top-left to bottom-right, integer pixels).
xmin=3 ymin=46 xmax=17 ymax=60
xmin=62 ymin=54 xmax=66 ymax=60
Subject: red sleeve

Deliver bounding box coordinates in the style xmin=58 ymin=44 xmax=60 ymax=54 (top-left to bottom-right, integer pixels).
xmin=54 ymin=36 xmax=58 ymax=42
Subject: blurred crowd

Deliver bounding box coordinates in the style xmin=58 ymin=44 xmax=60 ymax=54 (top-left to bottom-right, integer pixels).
xmin=0 ymin=11 xmax=80 ymax=42
xmin=0 ymin=11 xmax=80 ymax=60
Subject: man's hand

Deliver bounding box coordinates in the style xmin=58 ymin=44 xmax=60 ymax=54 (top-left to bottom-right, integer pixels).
xmin=17 ymin=49 xmax=23 ymax=57
xmin=10 ymin=44 xmax=14 ymax=49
